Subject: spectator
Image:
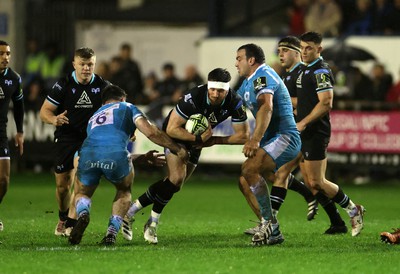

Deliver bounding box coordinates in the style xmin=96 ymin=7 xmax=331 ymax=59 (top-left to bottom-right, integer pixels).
xmin=368 ymin=63 xmax=393 ymax=101
xmin=155 ymin=62 xmax=182 ymax=104
xmin=349 ymin=66 xmax=373 ymax=101
xmin=23 ymin=38 xmax=45 ymax=87
xmin=330 ymin=63 xmax=351 ymax=99
xmin=382 ymin=0 xmax=400 ymax=35
xmin=109 ymin=55 xmax=136 ymax=103
xmin=385 ymin=68 xmax=400 ymax=104
xmin=118 ymin=43 xmax=145 ymax=104
xmin=146 ymin=62 xmax=182 ymax=127
xmin=109 ymin=56 xmax=124 ymax=86
xmin=371 ymin=0 xmax=392 ymax=35
xmin=41 ymin=42 xmax=66 ymax=91
xmin=305 ymin=0 xmax=342 ymax=37
xmin=180 ymin=65 xmax=204 ymax=93
xmin=95 ymin=61 xmax=111 ymax=80
xmin=143 ymin=71 xmax=159 ymax=103
xmin=23 ymin=77 xmax=45 ymax=112
xmin=336 ymin=0 xmax=355 ymax=34
xmin=287 ymin=0 xmax=309 ymax=36
xmin=345 ymin=0 xmax=373 ymax=35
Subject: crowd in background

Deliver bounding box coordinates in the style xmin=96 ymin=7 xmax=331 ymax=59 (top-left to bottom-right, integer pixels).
xmin=21 ymin=39 xmax=400 ymax=116
xmin=21 ymin=0 xmax=400 ymax=116
xmin=10 ymin=0 xmax=400 ymax=181
xmin=21 ymin=40 xmax=207 ymax=125
xmin=284 ymin=0 xmax=400 ymax=109
xmin=285 ymin=0 xmax=400 ymax=37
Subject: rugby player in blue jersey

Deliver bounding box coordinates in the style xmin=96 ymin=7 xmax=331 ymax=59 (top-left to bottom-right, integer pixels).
xmin=235 ymin=43 xmax=301 ymax=245
xmin=68 ymin=85 xmax=188 ymax=245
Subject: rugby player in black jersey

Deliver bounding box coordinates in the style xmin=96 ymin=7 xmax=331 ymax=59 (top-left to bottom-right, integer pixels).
xmin=40 ymin=47 xmax=110 ymax=236
xmin=122 ymin=68 xmax=249 ymax=244
xmin=296 ymin=32 xmax=365 ymax=237
xmin=0 ymin=41 xmax=24 ymax=232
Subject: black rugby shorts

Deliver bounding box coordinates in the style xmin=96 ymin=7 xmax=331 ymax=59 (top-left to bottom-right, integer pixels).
xmin=301 ymin=134 xmax=330 ymax=161
xmin=53 ymin=139 xmax=82 ymax=173
xmin=0 ymin=138 xmax=10 ymax=158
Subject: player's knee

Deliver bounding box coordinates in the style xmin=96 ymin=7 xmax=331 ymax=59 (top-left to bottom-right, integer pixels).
xmin=0 ymin=174 xmax=10 ymax=186
xmin=241 ymin=162 xmax=249 ymax=176
xmin=0 ymin=180 xmax=8 ymax=199
xmin=274 ymin=170 xmax=288 ymax=188
xmin=307 ymin=179 xmax=322 ymax=191
xmin=238 ymin=176 xmax=249 ymax=193
xmin=56 ymin=184 xmax=71 ymax=195
xmin=56 ymin=176 xmax=73 ymax=190
xmin=168 ymin=176 xmax=185 ymax=188
xmin=241 ymin=164 xmax=258 ymax=181
xmin=119 ymin=190 xmax=132 ymax=203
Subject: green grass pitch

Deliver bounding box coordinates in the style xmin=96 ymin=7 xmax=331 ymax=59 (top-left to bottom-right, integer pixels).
xmin=0 ymin=171 xmax=399 ymax=274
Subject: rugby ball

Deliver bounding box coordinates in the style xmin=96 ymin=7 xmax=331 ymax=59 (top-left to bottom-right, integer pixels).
xmin=185 ymin=114 xmax=209 ymax=135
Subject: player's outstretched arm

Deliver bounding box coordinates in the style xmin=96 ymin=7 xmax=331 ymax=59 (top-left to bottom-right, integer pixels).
xmin=202 ymin=122 xmax=249 ymax=147
xmin=132 ymin=150 xmax=166 ymax=167
xmin=135 ymin=117 xmax=188 ymax=163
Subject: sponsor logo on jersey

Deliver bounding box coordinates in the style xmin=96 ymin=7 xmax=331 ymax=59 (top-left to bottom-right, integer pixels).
xmin=296 ymin=71 xmax=303 ymax=89
xmin=209 ymin=112 xmax=217 ymax=124
xmin=52 ymin=82 xmax=62 ymax=90
xmin=75 ymin=91 xmax=93 ymax=108
xmin=244 ymin=91 xmax=250 ymax=102
xmin=184 ymin=93 xmax=195 ymax=107
xmin=316 ymin=73 xmax=332 ymax=89
xmin=253 ymin=76 xmax=267 ymax=91
xmin=5 ymin=80 xmax=12 ymax=86
xmin=0 ymin=87 xmax=4 ymax=99
xmin=243 ymin=91 xmax=253 ymax=111
xmin=220 ymin=109 xmax=228 ymax=116
xmin=84 ymin=159 xmax=117 ymax=170
xmin=184 ymin=93 xmax=192 ymax=102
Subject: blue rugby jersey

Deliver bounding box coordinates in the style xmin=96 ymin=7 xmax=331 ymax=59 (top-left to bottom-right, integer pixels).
xmin=83 ymin=101 xmax=143 ymax=150
xmin=236 ymin=64 xmax=297 ymax=140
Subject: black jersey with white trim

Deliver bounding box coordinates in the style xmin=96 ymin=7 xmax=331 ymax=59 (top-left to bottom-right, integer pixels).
xmin=296 ymin=57 xmax=334 ymax=137
xmin=46 ymin=72 xmax=109 ymax=141
xmin=162 ymin=84 xmax=247 ymax=131
xmin=0 ymin=67 xmax=24 ymax=138
xmin=282 ymin=62 xmax=304 ymax=98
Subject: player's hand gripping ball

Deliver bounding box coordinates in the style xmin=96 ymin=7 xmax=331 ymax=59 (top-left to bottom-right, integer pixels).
xmin=185 ymin=114 xmax=209 ymax=135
